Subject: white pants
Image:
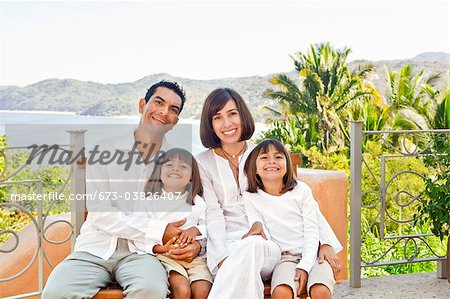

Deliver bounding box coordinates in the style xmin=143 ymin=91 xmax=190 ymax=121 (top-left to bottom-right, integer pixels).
xmin=207 ymin=236 xmax=281 ymax=299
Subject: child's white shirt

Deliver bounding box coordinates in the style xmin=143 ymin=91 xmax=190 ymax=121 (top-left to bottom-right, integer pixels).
xmin=243 ymin=181 xmax=320 ymax=273
xmin=132 ymin=190 xmax=207 ymax=254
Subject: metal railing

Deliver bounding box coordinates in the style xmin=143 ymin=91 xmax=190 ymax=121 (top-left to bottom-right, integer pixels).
xmin=350 ymin=121 xmax=449 ymax=287
xmin=0 ymin=130 xmax=86 ymax=299
xmin=2 ymin=123 xmax=449 ymax=295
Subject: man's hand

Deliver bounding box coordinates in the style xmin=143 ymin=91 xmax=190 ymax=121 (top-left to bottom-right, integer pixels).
xmin=242 ymin=222 xmax=267 ymax=240
xmin=162 ymin=218 xmax=186 ymax=244
xmin=294 ymin=269 xmax=308 ymax=297
xmin=318 ymin=244 xmax=341 ymax=278
xmin=153 ymin=237 xmax=177 ymax=254
xmin=178 ymin=227 xmax=201 ymax=246
xmin=165 ymin=240 xmax=201 ymax=263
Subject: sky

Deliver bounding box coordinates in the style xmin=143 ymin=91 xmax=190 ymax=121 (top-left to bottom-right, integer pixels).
xmin=0 ymin=0 xmax=449 ymax=86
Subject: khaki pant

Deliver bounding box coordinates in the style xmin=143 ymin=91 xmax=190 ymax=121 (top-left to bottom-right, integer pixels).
xmin=43 ymin=239 xmax=168 ymax=299
xmin=271 ymin=254 xmax=335 ymax=298
xmin=157 ymin=254 xmax=213 ymax=284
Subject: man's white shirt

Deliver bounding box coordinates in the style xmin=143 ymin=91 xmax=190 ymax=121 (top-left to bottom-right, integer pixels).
xmin=74 ymin=129 xmax=172 ymax=260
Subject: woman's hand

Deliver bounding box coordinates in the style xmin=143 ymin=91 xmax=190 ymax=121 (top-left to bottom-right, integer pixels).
xmin=165 ymin=240 xmax=201 ymax=263
xmin=318 ymin=244 xmax=341 ymax=278
xmin=178 ymin=227 xmax=201 ymax=246
xmin=242 ymin=222 xmax=267 ymax=240
xmin=153 ymin=237 xmax=177 ymax=254
xmin=294 ymin=268 xmax=308 ymax=297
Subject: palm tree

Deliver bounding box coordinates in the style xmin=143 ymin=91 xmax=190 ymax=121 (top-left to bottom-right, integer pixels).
xmin=385 ymin=65 xmax=440 ymax=130
xmin=265 ymin=42 xmax=376 ymax=152
xmin=432 ymin=70 xmax=450 ymax=129
xmin=434 ymin=88 xmax=450 ymax=129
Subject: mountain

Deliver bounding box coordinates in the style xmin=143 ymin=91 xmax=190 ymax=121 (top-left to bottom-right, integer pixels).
xmin=1 ymin=53 xmax=449 ymax=122
xmin=349 ymin=54 xmax=450 ymax=99
xmin=410 ymin=52 xmax=450 ymax=62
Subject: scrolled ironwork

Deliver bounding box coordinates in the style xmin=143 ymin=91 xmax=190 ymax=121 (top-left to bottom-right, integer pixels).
xmin=0 ymin=230 xmax=19 ymax=253
xmin=403 ymin=237 xmax=419 ymax=261
xmin=43 ymin=220 xmax=73 ymax=245
xmin=358 ymin=129 xmax=449 ymax=269
xmin=0 ymin=202 xmax=40 ymax=283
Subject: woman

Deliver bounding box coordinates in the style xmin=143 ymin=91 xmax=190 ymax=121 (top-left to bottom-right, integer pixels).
xmin=196 ymin=88 xmax=342 ymax=299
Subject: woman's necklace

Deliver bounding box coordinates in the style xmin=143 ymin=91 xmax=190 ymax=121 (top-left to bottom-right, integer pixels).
xmin=220 ymin=143 xmax=247 ymax=159
xmin=219 ymin=143 xmax=247 ymax=197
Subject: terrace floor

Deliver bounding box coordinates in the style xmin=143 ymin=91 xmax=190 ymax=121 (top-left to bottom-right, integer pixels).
xmin=334 ymin=273 xmax=449 ymax=298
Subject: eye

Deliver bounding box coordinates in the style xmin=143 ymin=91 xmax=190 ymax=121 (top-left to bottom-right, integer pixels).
xmin=170 ymin=107 xmax=179 ymax=114
xmin=164 ymin=162 xmax=172 ymax=167
xmin=212 ymin=115 xmax=222 ymax=121
xmin=276 ymin=155 xmax=285 ymax=159
xmin=259 ymin=155 xmax=268 ymax=160
xmin=154 ymin=99 xmax=163 ymax=105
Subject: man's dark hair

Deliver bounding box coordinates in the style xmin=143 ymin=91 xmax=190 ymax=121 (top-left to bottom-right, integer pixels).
xmin=145 ymin=80 xmax=187 ymax=114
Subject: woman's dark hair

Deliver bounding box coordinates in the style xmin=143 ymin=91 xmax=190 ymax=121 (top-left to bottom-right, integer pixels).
xmin=145 ymin=80 xmax=187 ymax=115
xmin=200 ymin=88 xmax=255 ymax=148
xmin=244 ymin=139 xmax=297 ymax=194
xmin=144 ymin=148 xmax=203 ymax=205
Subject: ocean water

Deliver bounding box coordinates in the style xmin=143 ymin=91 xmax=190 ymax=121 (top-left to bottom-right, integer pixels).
xmin=0 ymin=111 xmax=267 ymax=155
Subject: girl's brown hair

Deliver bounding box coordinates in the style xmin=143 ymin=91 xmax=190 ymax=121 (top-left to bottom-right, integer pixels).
xmin=244 ymin=139 xmax=297 ymax=194
xmin=144 ymin=148 xmax=203 ymax=205
xmin=200 ymin=88 xmax=255 ymax=148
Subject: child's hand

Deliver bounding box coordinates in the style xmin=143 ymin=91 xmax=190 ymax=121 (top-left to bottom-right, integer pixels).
xmin=242 ymin=222 xmax=267 ymax=240
xmin=294 ymin=269 xmax=308 ymax=297
xmin=178 ymin=227 xmax=201 ymax=246
xmin=318 ymin=244 xmax=341 ymax=279
xmin=153 ymin=237 xmax=177 ymax=254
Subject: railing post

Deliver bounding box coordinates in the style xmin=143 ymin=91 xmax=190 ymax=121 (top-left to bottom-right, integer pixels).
xmin=437 ymin=259 xmax=447 ymax=279
xmin=68 ymin=130 xmax=86 ymax=251
xmin=350 ymin=121 xmax=363 ymax=287
xmin=37 ymin=181 xmax=44 ymax=294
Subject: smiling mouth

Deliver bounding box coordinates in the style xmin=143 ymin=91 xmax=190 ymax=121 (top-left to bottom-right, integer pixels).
xmin=151 ymin=115 xmax=167 ymax=124
xmin=168 ymin=174 xmax=182 ymax=178
xmin=264 ymin=167 xmax=280 ymax=171
xmin=222 ymin=129 xmax=237 ymax=136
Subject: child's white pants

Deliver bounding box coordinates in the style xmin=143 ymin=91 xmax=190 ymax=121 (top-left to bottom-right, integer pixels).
xmin=207 ymin=235 xmax=281 ymax=299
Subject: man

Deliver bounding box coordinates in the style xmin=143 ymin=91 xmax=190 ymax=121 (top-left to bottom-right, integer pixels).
xmin=43 ymin=81 xmax=202 ymax=299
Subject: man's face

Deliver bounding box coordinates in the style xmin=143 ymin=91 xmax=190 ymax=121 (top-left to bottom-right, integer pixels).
xmin=139 ymin=87 xmax=182 ymax=134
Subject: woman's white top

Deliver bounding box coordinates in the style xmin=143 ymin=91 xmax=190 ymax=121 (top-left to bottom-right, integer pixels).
xmin=132 ymin=191 xmax=207 ymax=254
xmin=243 ymin=181 xmax=320 ymax=273
xmin=196 ymin=142 xmax=255 ymax=271
xmin=196 ymin=142 xmax=342 ymax=273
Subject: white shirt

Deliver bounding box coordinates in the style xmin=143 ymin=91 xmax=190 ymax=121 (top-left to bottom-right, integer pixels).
xmin=243 ymin=181 xmax=319 ymax=273
xmin=132 ymin=192 xmax=207 ymax=254
xmin=196 ymin=142 xmax=255 ymax=272
xmin=196 ymin=142 xmax=342 ymax=272
xmin=74 ymin=129 xmax=172 ymax=260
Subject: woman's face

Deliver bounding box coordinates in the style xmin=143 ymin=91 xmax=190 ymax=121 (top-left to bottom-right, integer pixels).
xmin=211 ymin=99 xmax=242 ymax=145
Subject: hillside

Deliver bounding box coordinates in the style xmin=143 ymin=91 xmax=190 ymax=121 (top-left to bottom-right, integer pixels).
xmin=0 ymin=52 xmax=449 ymax=122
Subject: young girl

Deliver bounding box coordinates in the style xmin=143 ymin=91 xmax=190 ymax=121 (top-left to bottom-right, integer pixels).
xmin=243 ymin=139 xmax=335 ymax=299
xmin=133 ymin=148 xmax=212 ymax=299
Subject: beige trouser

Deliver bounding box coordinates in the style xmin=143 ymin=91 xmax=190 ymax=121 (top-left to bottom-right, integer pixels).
xmin=157 ymin=254 xmax=213 ymax=284
xmin=42 ymin=238 xmax=168 ymax=299
xmin=271 ymin=253 xmax=335 ymax=298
